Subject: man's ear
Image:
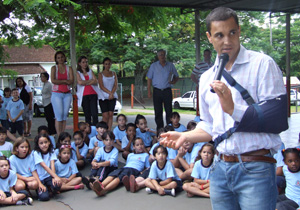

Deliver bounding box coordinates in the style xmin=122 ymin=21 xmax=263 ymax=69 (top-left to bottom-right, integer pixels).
xmin=206 ymin=31 xmax=212 ymax=44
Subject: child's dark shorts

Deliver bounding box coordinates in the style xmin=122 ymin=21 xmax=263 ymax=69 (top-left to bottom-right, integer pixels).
xmin=108 ymin=167 xmax=140 ymax=181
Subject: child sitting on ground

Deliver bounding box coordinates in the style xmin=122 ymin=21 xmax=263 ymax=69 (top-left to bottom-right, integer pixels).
xmin=72 ymin=131 xmax=89 ymax=169
xmin=169 ymin=112 xmax=186 ymax=132
xmin=38 ymin=125 xmax=56 ymax=148
xmin=78 ymin=122 xmax=98 ymax=146
xmin=90 ymin=138 xmax=150 ymax=196
xmin=276 ymin=148 xmax=300 ymax=209
xmin=9 ymin=138 xmax=39 ymax=192
xmin=173 ymin=139 xmax=202 ymax=181
xmin=82 ymin=131 xmax=118 ymax=189
xmin=0 ymin=156 xmax=33 ymax=205
xmin=88 ymin=121 xmax=108 ymax=159
xmin=55 ymin=132 xmax=78 ymax=164
xmin=121 ymin=123 xmax=137 ymax=160
xmin=183 ymin=143 xmax=215 ymax=198
xmin=113 ymin=114 xmax=127 ymax=152
xmin=55 ymin=145 xmax=84 ymax=191
xmin=145 ymin=145 xmax=182 ymax=197
xmin=33 ymin=134 xmax=61 ymax=201
xmin=0 ymin=127 xmax=13 ymax=158
xmin=135 ymin=114 xmax=156 ymax=151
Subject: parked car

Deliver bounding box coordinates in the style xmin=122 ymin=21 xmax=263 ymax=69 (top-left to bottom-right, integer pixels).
xmin=32 ymin=87 xmax=44 ymax=117
xmin=172 ymin=91 xmax=197 ymax=110
xmin=69 ymin=100 xmax=122 ymax=115
xmin=290 ymin=89 xmax=300 ymax=106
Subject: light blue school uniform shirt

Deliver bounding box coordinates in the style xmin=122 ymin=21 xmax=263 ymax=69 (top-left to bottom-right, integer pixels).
xmin=183 ymin=144 xmax=202 ymax=165
xmin=89 ymin=135 xmax=104 ymax=149
xmin=0 ymin=141 xmax=13 ymax=158
xmin=55 ymin=148 xmax=78 ymax=162
xmin=113 ymin=126 xmax=126 ymax=142
xmin=191 ymin=160 xmax=212 ymax=180
xmin=147 ymin=61 xmax=179 ymax=90
xmin=9 ymin=154 xmax=36 ymax=177
xmin=125 ymin=152 xmax=150 ymax=172
xmin=6 ymin=99 xmax=24 ymax=121
xmin=88 ymin=126 xmax=97 ymax=139
xmin=149 ymin=160 xmax=180 ymax=181
xmin=121 ymin=135 xmax=133 ymax=151
xmin=33 ymin=150 xmax=57 ymax=181
xmin=169 ymin=123 xmax=187 ymax=132
xmin=136 ymin=128 xmax=156 ymax=147
xmin=49 ymin=136 xmax=56 ymax=148
xmin=149 ymin=142 xmax=178 ymax=160
xmin=55 ymin=159 xmax=78 ymax=178
xmin=274 ymin=143 xmax=285 ymax=168
xmin=0 ymin=96 xmax=12 ymax=120
xmin=93 ymin=146 xmax=119 ymax=167
xmin=0 ymin=151 xmax=2 ymax=156
xmin=71 ymin=142 xmax=89 ymax=158
xmin=0 ymin=170 xmax=17 ymax=192
xmin=283 ymin=165 xmax=300 ymax=205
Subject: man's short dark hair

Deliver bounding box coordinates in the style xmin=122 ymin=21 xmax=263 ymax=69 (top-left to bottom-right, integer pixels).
xmin=204 ymin=49 xmax=211 ymax=54
xmin=206 ymin=7 xmax=239 ymax=34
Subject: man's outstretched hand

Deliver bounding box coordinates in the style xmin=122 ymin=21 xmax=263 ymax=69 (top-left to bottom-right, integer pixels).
xmin=160 ymin=131 xmax=186 ymax=150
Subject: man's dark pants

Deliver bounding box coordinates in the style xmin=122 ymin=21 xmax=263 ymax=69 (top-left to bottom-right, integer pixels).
xmin=153 ymin=87 xmax=172 ymax=130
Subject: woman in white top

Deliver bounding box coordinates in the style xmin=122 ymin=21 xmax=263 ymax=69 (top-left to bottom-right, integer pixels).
xmin=41 ymin=72 xmax=56 ymax=135
xmin=98 ymin=57 xmax=118 ymax=130
xmin=76 ymin=56 xmax=101 ymax=126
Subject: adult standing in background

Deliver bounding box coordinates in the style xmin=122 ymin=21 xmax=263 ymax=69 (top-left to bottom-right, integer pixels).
xmin=98 ymin=57 xmax=118 ymax=130
xmin=76 ymin=56 xmax=102 ymax=126
xmin=161 ymin=7 xmax=285 ymax=209
xmin=41 ymin=72 xmax=56 ymax=135
xmin=51 ymin=51 xmax=74 ymax=137
xmin=191 ymin=49 xmax=213 ymax=122
xmin=16 ymin=77 xmax=33 ymax=137
xmin=147 ymin=49 xmax=179 ymax=130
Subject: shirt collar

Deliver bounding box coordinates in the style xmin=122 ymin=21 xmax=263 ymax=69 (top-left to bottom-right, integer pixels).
xmin=212 ymin=45 xmax=249 ymax=72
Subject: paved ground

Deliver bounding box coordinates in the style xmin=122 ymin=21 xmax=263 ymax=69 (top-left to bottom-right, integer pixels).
xmin=5 ymin=104 xmax=300 ymax=210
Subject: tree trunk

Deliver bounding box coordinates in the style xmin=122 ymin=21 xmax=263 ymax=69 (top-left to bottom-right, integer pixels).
xmin=134 ymin=63 xmax=146 ymax=103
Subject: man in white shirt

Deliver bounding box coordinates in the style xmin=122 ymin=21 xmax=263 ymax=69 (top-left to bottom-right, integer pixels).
xmin=161 ymin=7 xmax=285 ymax=210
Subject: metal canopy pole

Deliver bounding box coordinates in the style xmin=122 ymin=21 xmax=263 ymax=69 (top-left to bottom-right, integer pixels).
xmin=69 ymin=5 xmax=78 ymax=131
xmin=195 ymin=10 xmax=200 ymax=63
xmin=286 ymin=13 xmax=291 ymax=117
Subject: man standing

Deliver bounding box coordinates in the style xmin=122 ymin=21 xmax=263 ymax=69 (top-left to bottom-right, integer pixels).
xmin=161 ymin=7 xmax=285 ymax=210
xmin=147 ymin=49 xmax=179 ymax=130
xmin=191 ymin=49 xmax=213 ymax=85
xmin=191 ymin=49 xmax=213 ymax=121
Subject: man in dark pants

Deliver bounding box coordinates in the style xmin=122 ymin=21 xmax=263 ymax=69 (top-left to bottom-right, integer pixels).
xmin=147 ymin=49 xmax=179 ymax=130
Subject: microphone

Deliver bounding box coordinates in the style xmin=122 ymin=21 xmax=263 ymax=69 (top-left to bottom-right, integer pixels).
xmin=210 ymin=53 xmax=229 ymax=93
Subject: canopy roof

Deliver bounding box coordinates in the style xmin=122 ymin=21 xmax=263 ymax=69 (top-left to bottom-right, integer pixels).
xmin=80 ymin=0 xmax=300 ymax=13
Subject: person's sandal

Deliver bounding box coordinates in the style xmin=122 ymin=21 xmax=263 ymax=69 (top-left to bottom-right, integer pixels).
xmin=122 ymin=176 xmax=130 ymax=191
xmin=92 ymin=181 xmax=106 ymax=196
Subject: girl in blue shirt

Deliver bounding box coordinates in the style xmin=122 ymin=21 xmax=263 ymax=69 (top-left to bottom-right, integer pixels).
xmin=276 ymin=148 xmax=300 ymax=210
xmin=145 ymin=145 xmax=182 ymax=197
xmin=182 ymin=143 xmax=215 ymax=198
xmin=72 ymin=131 xmax=89 ymax=169
xmin=9 ymin=138 xmax=39 ymax=192
xmin=113 ymin=114 xmax=127 ymax=151
xmin=0 ymin=156 xmax=32 ymax=205
xmin=33 ymin=134 xmax=61 ymax=201
xmin=90 ymin=138 xmax=150 ymax=196
xmin=55 ymin=132 xmax=78 ymax=163
xmin=135 ymin=114 xmax=156 ymax=151
xmin=55 ymin=145 xmax=84 ymax=191
xmin=169 ymin=112 xmax=187 ymax=132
